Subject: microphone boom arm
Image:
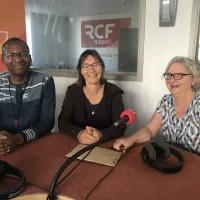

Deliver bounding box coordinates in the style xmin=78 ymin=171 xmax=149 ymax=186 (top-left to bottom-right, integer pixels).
xmin=47 ymin=109 xmax=136 ymax=199
xmin=46 ymin=138 xmax=104 ymax=200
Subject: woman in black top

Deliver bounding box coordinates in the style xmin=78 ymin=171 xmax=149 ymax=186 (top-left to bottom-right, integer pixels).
xmin=58 ymin=49 xmax=126 ymax=144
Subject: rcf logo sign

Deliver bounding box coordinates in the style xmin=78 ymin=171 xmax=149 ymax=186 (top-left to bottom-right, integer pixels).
xmin=81 ymin=18 xmax=131 ymax=48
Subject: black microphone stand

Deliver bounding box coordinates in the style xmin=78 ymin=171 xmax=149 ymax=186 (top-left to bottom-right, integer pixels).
xmin=46 ymin=138 xmax=104 ymax=200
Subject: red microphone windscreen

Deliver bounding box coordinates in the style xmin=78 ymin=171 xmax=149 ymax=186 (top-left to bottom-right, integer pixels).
xmin=120 ymin=109 xmax=136 ymax=124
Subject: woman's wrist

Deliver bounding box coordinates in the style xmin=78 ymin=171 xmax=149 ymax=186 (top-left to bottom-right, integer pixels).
xmin=77 ymin=130 xmax=83 ymax=140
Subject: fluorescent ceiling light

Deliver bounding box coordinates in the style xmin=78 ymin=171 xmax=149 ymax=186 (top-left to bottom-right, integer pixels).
xmin=163 ymin=0 xmax=170 ymax=4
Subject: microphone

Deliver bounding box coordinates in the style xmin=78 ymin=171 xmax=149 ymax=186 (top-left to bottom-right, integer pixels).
xmin=112 ymin=109 xmax=136 ymax=127
xmin=47 ymin=109 xmax=136 ymax=200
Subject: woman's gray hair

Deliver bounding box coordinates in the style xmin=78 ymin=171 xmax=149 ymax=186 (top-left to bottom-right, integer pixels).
xmin=164 ymin=56 xmax=200 ymax=92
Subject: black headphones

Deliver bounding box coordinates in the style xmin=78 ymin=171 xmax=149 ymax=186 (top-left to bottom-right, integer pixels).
xmin=141 ymin=138 xmax=184 ymax=174
xmin=0 ymin=160 xmax=27 ymax=199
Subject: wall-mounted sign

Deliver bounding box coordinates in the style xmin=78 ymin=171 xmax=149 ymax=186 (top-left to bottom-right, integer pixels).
xmin=81 ymin=18 xmax=131 ymax=48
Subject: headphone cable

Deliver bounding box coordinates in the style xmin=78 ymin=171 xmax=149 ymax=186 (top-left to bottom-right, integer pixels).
xmin=5 ymin=149 xmax=92 ymax=197
xmin=5 ymin=175 xmax=49 ymax=193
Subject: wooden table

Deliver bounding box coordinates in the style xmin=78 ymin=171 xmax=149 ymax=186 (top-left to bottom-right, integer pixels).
xmin=1 ymin=133 xmax=200 ymax=200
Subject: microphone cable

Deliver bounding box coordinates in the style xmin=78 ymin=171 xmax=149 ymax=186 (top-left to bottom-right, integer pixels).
xmin=56 ymin=148 xmax=93 ymax=187
xmin=84 ymin=142 xmax=145 ymax=200
xmin=46 ymin=139 xmax=103 ymax=200
xmin=47 ymin=126 xmax=135 ymax=199
xmin=84 ymin=147 xmax=130 ymax=200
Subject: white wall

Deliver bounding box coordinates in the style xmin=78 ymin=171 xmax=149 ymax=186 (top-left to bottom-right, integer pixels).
xmin=53 ymin=0 xmax=193 ymax=135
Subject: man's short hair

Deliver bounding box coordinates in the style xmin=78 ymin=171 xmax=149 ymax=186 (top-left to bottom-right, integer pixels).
xmin=2 ymin=38 xmax=29 ymax=56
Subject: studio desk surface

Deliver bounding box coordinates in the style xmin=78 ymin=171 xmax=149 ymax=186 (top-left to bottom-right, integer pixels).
xmin=1 ymin=133 xmax=200 ymax=200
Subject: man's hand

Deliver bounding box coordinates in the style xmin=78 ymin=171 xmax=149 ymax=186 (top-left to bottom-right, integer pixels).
xmin=0 ymin=134 xmax=10 ymax=155
xmin=0 ymin=131 xmax=24 ymax=155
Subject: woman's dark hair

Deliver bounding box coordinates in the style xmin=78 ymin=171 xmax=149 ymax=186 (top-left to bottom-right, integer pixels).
xmin=76 ymin=49 xmax=106 ymax=86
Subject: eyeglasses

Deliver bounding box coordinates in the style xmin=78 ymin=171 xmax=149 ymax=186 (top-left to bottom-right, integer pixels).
xmin=163 ymin=73 xmax=191 ymax=80
xmin=81 ymin=62 xmax=101 ymax=70
xmin=4 ymin=52 xmax=30 ymax=59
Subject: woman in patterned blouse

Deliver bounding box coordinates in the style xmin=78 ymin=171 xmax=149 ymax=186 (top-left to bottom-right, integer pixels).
xmin=113 ymin=56 xmax=200 ymax=155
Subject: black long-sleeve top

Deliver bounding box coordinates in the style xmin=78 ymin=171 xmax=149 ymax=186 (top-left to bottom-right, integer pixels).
xmin=58 ymin=81 xmax=126 ymax=141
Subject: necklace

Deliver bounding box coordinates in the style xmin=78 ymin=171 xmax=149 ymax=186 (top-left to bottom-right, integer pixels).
xmin=89 ymin=103 xmax=98 ymax=115
xmin=83 ymin=86 xmax=103 ymax=115
xmin=8 ymin=78 xmax=28 ymax=127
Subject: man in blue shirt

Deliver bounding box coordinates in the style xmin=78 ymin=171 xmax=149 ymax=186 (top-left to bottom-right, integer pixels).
xmin=0 ymin=37 xmax=56 ymax=155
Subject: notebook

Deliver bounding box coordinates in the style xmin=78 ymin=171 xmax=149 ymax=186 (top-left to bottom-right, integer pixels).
xmin=66 ymin=144 xmax=122 ymax=167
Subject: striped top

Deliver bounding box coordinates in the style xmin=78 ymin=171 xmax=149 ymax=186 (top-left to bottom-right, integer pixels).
xmin=156 ymin=93 xmax=200 ymax=154
xmin=0 ymin=71 xmax=55 ymax=142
